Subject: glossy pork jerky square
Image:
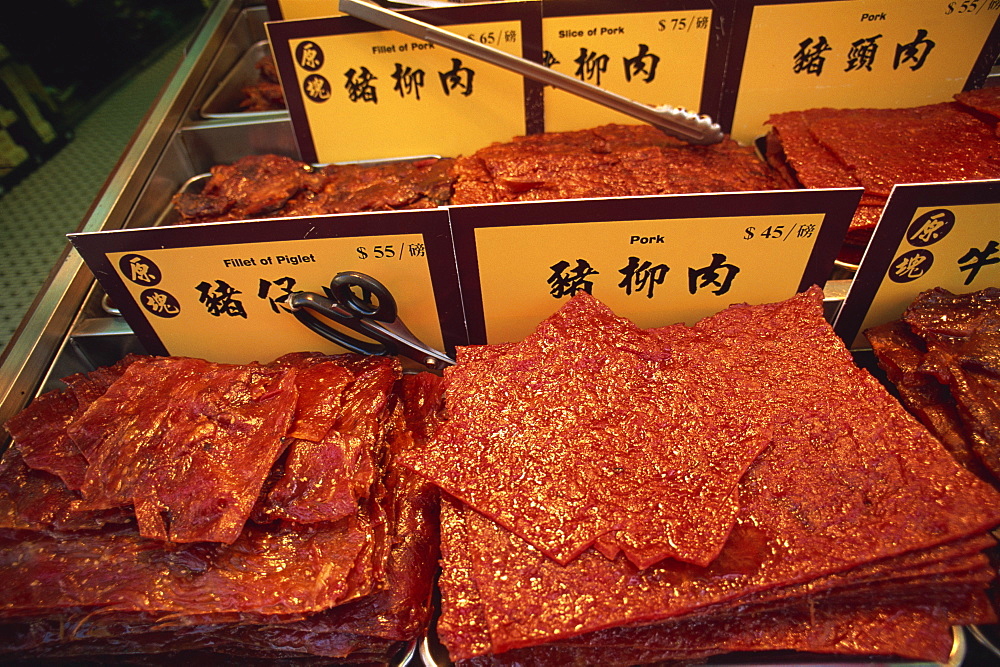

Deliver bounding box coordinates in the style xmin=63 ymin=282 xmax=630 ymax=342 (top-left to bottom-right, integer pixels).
xmin=450 ymin=124 xmax=789 ymax=205
xmin=67 ymin=356 xmax=299 ymax=544
xmin=866 ymin=287 xmax=1000 ymax=487
xmin=260 ymin=353 xmax=401 ymax=525
xmin=0 ymin=509 xmax=380 ymax=621
xmin=439 ymin=496 xmax=992 ymax=666
xmin=3 ymin=354 xmax=141 ymax=490
xmin=435 ymin=289 xmax=1000 ymax=660
xmin=955 ymin=86 xmax=1000 ymax=134
xmin=402 ymin=292 xmax=774 ymax=568
xmin=808 ymin=102 xmax=1000 ymax=197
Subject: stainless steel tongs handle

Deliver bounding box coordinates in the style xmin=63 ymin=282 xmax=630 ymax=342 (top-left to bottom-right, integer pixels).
xmin=339 ymin=0 xmax=724 ymax=145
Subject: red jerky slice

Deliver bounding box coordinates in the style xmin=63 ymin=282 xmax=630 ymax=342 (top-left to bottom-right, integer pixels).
xmin=450 ymin=123 xmax=788 ymax=205
xmin=68 ymin=356 xmax=298 ymax=543
xmin=955 ymin=86 xmax=1000 ymax=128
xmin=3 ymin=354 xmax=141 ymax=489
xmin=766 ymin=108 xmax=863 ymax=191
xmin=0 ymin=514 xmax=378 ymax=621
xmin=0 ymin=447 xmax=131 ymax=532
xmin=437 ymin=289 xmax=1000 ymax=658
xmin=810 ymin=102 xmax=1000 ymax=197
xmin=262 ymin=354 xmax=401 ymax=524
xmin=271 ymin=352 xmax=357 ymax=442
xmin=439 ymin=499 xmax=993 ymax=666
xmin=401 ymin=293 xmax=772 ymax=568
xmin=453 ymin=596 xmax=988 ymax=666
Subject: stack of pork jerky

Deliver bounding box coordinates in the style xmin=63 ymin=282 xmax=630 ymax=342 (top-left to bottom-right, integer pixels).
xmin=0 ymin=352 xmax=441 ymax=663
xmin=866 ymin=287 xmax=1000 ymax=489
xmin=764 ymin=87 xmax=1000 ymax=263
xmin=400 ymin=288 xmax=1000 ymax=666
xmin=450 ymin=123 xmax=792 ymax=205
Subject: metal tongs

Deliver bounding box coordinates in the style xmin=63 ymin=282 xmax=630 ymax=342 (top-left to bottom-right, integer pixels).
xmin=289 ymin=271 xmax=455 ymax=371
xmin=339 ymin=0 xmax=724 ymax=145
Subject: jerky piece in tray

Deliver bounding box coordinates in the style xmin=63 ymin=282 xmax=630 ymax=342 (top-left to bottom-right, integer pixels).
xmin=240 ymin=55 xmax=285 ymax=112
xmin=4 ymin=353 xmax=141 ymax=489
xmin=259 ymin=353 xmax=401 ymax=525
xmin=866 ymin=286 xmax=1000 ymax=487
xmin=0 ymin=354 xmax=442 ymax=663
xmin=67 ymin=356 xmax=299 ymax=544
xmin=401 ymin=292 xmax=774 ymax=569
xmin=442 ymin=498 xmax=993 ymax=667
xmin=172 ymin=154 xmax=327 ymax=223
xmin=0 ymin=448 xmax=132 ymax=532
xmin=284 ymin=157 xmax=455 ymax=216
xmin=434 ymin=288 xmax=1000 ymax=664
xmin=0 ymin=510 xmax=380 ymax=621
xmin=450 ymin=123 xmax=791 ymax=205
xmin=171 ymin=154 xmax=456 ymax=224
xmin=765 ymin=99 xmax=1000 ymax=262
xmin=808 ymin=102 xmax=1000 ymax=197
xmin=955 ymin=86 xmax=1000 ymax=134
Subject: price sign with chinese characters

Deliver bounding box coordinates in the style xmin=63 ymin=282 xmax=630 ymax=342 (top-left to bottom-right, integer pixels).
xmin=265 ymin=0 xmax=343 ymax=20
xmin=834 ymin=179 xmax=1000 ymax=349
xmin=726 ymin=0 xmax=1000 ymax=144
xmin=267 ymin=2 xmax=544 ymax=164
xmin=69 ymin=210 xmax=466 ymax=365
xmin=540 ymin=0 xmax=724 ymax=132
xmin=449 ymin=188 xmax=860 ymax=344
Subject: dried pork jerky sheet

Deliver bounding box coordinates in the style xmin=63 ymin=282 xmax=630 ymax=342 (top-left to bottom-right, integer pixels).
xmin=171 ymin=154 xmax=455 ymax=224
xmin=955 ymin=86 xmax=1000 ymax=133
xmin=3 ymin=354 xmax=141 ymax=490
xmin=808 ymin=102 xmax=1000 ymax=197
xmin=450 ymin=123 xmax=790 ymax=205
xmin=0 ymin=352 xmax=442 ymax=662
xmin=435 ymin=288 xmax=1000 ymax=662
xmin=765 ymin=108 xmax=866 ymax=193
xmin=283 ymin=157 xmax=455 ymax=216
xmin=0 ymin=509 xmax=380 ymax=621
xmin=0 ymin=448 xmax=131 ymax=532
xmin=259 ymin=353 xmax=401 ymax=524
xmin=401 ymin=292 xmax=774 ymax=569
xmin=66 ymin=356 xmax=299 ymax=544
xmin=0 ymin=468 xmax=434 ymax=661
xmin=767 ymin=102 xmax=1000 ymax=198
xmin=866 ymin=287 xmax=1000 ymax=487
xmin=453 ymin=593 xmax=990 ymax=666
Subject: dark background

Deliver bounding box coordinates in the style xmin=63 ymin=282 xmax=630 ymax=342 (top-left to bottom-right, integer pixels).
xmin=1 ymin=0 xmax=206 ymax=123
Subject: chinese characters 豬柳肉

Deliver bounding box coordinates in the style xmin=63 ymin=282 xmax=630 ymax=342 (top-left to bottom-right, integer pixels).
xmin=547 ymin=253 xmax=744 ymax=300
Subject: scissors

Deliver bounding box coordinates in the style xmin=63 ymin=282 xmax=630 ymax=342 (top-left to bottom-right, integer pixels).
xmin=287 ymin=271 xmax=455 ymax=372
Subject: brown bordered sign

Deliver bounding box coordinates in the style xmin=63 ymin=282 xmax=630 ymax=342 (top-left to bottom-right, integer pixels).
xmin=834 ymin=179 xmax=1000 ymax=349
xmin=267 ymin=1 xmax=545 ymax=164
xmin=69 ymin=209 xmax=466 ymax=364
xmin=449 ymin=187 xmax=861 ymax=345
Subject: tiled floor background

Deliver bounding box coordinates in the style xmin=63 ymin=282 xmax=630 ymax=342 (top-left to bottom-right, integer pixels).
xmin=0 ymin=37 xmax=188 ymax=354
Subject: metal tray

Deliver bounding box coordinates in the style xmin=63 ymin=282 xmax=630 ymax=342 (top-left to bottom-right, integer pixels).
xmin=420 ymin=626 xmax=968 ymax=666
xmin=200 ymin=39 xmax=288 ymax=120
xmin=153 ymin=154 xmax=447 ymax=227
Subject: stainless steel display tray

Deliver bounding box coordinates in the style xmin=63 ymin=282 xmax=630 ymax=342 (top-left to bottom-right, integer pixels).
xmin=200 ymin=39 xmax=287 ymax=120
xmin=420 ymin=627 xmax=968 ymax=666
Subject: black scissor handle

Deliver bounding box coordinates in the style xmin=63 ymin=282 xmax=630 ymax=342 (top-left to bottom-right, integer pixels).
xmin=289 ymin=271 xmax=455 ymax=371
xmin=289 ymin=292 xmax=388 ymax=356
xmin=329 ymin=271 xmax=397 ymax=322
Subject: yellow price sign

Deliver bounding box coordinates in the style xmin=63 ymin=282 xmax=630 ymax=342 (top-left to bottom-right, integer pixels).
xmin=729 ymin=0 xmax=1000 ymax=144
xmin=450 ymin=188 xmax=861 ymax=344
xmin=267 ymin=3 xmax=544 ymax=163
xmin=70 ymin=210 xmax=466 ymax=365
xmin=835 ymin=180 xmax=1000 ymax=348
